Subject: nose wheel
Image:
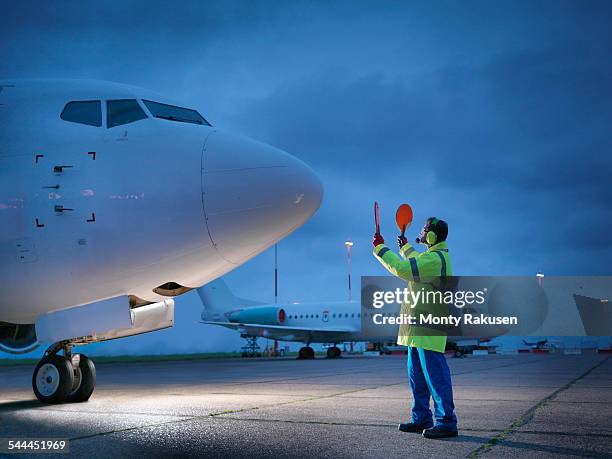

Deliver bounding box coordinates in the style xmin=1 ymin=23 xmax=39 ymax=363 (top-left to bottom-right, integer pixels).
xmin=32 ymin=355 xmax=74 ymax=404
xmin=32 ymin=343 xmax=96 ymax=404
xmin=66 ymin=354 xmax=96 ymax=403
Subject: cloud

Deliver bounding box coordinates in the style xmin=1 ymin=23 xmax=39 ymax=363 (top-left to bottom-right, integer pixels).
xmin=3 ymin=1 xmax=612 ymax=354
xmin=226 ymin=38 xmax=612 ymax=274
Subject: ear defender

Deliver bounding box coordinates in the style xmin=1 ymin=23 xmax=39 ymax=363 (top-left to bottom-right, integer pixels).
xmin=426 ymin=231 xmax=437 ymax=245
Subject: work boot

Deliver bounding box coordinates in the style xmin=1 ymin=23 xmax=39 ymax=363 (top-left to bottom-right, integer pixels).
xmin=398 ymin=422 xmax=432 ymax=433
xmin=422 ymin=426 xmax=458 ymax=439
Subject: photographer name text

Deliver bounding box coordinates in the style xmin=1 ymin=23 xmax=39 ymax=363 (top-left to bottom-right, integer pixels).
xmin=371 ymin=313 xmax=518 ymax=326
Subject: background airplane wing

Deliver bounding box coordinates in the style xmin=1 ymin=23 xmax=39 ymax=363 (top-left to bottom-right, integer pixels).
xmin=200 ymin=321 xmax=357 ymax=343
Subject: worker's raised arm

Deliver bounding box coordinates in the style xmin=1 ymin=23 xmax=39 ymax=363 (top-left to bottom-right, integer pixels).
xmin=373 ymin=243 xmax=439 ymax=282
xmin=398 ymin=241 xmax=419 ymax=260
xmin=373 ymin=244 xmax=410 ymax=279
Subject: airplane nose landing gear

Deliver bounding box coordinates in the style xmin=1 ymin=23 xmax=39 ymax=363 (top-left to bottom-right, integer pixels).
xmin=32 ymin=342 xmax=96 ymax=404
xmin=67 ymin=354 xmax=96 ymax=403
xmin=33 ymin=354 xmax=74 ymax=403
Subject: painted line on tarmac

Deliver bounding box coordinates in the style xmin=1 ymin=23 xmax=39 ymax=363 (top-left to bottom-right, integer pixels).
xmin=66 ymin=356 xmax=572 ymax=444
xmin=205 ymin=417 xmax=612 ymax=440
xmin=216 ymin=355 xmax=526 ymax=387
xmin=465 ymin=356 xmax=610 ymax=459
xmin=67 ymin=381 xmax=407 ymax=443
xmin=213 ymin=416 xmax=501 ymax=431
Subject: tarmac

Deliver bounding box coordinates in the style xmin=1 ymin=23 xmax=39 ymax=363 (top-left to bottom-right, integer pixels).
xmin=0 ymin=353 xmax=610 ymax=458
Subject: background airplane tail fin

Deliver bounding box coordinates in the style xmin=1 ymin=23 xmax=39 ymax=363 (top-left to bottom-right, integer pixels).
xmin=197 ymin=278 xmax=262 ymax=322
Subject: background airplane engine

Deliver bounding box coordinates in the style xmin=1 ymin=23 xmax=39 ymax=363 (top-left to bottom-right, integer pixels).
xmin=227 ymin=307 xmax=286 ymax=326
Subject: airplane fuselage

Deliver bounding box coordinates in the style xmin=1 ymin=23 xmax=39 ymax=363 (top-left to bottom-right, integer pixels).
xmin=0 ymin=79 xmax=322 ymax=325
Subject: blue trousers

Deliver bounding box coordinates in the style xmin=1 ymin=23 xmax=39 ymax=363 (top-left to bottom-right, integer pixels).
xmin=408 ymin=347 xmax=457 ymax=430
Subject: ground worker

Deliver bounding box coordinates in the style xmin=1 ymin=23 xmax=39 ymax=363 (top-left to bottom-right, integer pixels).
xmin=372 ymin=217 xmax=458 ymax=439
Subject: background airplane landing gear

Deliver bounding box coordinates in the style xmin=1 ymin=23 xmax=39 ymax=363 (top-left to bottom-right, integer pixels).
xmin=326 ymin=346 xmax=341 ymax=359
xmin=298 ymin=346 xmax=315 ymax=359
xmin=32 ymin=342 xmax=96 ymax=404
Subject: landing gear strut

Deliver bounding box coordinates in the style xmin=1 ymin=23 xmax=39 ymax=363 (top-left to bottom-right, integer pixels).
xmin=32 ymin=342 xmax=96 ymax=404
xmin=240 ymin=335 xmax=262 ymax=358
xmin=298 ymin=346 xmax=315 ymax=359
xmin=326 ymin=346 xmax=341 ymax=359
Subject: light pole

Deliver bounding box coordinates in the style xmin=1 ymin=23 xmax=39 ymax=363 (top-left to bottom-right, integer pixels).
xmin=536 ymin=270 xmax=544 ymax=287
xmin=274 ymin=244 xmax=278 ymax=304
xmin=345 ymin=240 xmax=353 ymax=301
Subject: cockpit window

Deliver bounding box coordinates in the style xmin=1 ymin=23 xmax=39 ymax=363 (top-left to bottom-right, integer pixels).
xmin=61 ymin=101 xmax=102 ymax=127
xmin=107 ymin=99 xmax=148 ymax=128
xmin=142 ymin=100 xmax=211 ymax=126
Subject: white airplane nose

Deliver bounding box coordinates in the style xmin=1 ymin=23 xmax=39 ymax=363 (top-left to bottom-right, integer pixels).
xmin=202 ymin=131 xmax=323 ymax=264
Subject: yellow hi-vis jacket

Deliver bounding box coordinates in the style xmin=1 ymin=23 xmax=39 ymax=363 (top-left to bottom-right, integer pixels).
xmin=373 ymin=240 xmax=452 ymax=353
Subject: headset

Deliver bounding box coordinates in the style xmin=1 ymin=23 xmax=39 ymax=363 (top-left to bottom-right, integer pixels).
xmin=415 ymin=217 xmax=447 ymax=246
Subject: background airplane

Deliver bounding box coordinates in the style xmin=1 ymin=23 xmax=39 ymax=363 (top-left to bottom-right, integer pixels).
xmin=523 ymin=339 xmax=549 ymax=349
xmin=0 ymin=78 xmax=322 ymax=403
xmin=522 ymin=339 xmax=564 ymax=351
xmin=198 ymin=278 xmax=501 ymax=359
xmin=199 ymin=278 xmax=357 ymax=358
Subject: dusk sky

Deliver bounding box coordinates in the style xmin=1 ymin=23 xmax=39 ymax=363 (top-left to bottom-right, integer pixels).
xmin=2 ymin=1 xmax=610 ymax=354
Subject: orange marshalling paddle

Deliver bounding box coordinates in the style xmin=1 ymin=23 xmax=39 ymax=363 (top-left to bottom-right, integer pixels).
xmin=395 ymin=204 xmax=413 ymax=238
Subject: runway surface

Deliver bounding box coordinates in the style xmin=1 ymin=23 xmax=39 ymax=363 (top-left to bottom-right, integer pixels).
xmin=0 ymin=353 xmax=610 ymax=458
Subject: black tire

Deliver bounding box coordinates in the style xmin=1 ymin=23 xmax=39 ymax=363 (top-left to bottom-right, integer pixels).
xmin=299 ymin=346 xmax=315 ymax=359
xmin=67 ymin=355 xmax=96 ymax=403
xmin=32 ymin=355 xmax=74 ymax=404
xmin=326 ymin=347 xmax=341 ymax=359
